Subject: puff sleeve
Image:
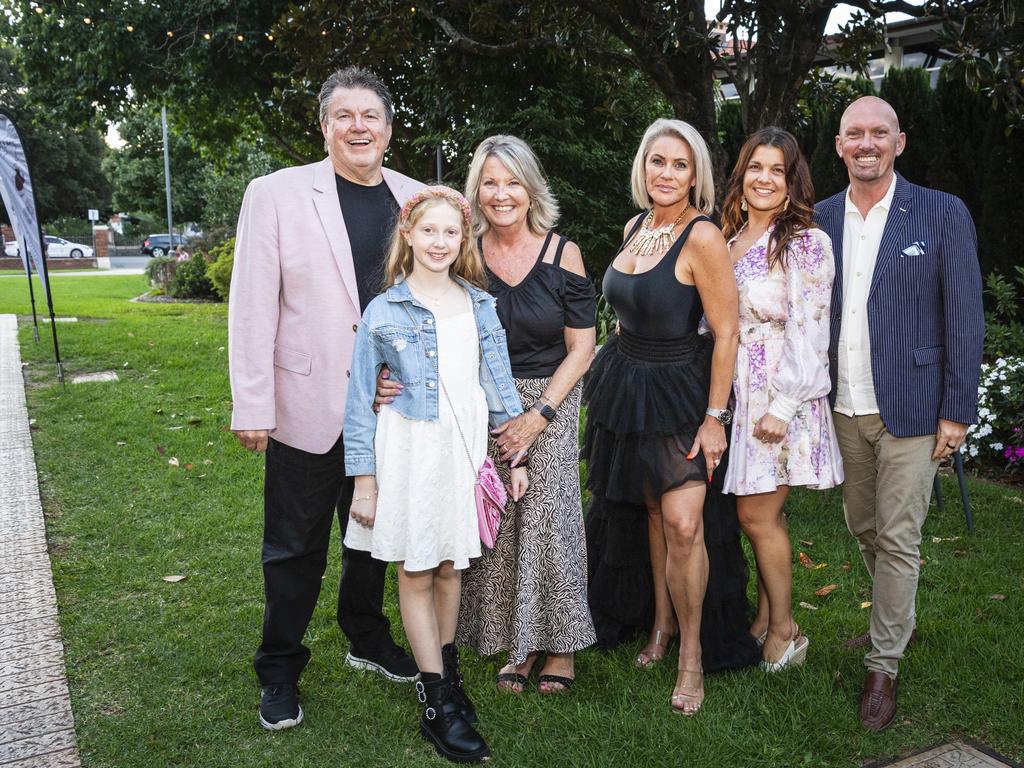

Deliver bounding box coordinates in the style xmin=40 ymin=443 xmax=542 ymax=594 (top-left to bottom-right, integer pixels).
xmin=767 ymin=229 xmax=836 ymax=422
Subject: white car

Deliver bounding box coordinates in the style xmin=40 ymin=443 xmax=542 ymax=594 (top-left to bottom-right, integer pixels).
xmin=44 ymin=235 xmax=93 ymax=259
xmin=2 ymin=236 xmax=93 ymax=259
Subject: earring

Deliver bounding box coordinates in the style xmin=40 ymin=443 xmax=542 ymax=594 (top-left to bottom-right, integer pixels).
xmin=740 ymin=197 xmax=748 ymax=212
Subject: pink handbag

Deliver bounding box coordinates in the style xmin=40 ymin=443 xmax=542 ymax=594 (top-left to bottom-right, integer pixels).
xmin=473 ymin=455 xmax=506 ymax=549
xmin=440 ymin=378 xmax=507 ymax=549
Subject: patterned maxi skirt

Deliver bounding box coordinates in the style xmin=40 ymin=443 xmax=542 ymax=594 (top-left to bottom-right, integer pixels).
xmin=457 ymin=378 xmax=597 ymax=664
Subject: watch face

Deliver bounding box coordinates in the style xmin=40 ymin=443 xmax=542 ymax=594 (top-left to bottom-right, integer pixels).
xmin=721 ymin=410 xmax=733 ymax=425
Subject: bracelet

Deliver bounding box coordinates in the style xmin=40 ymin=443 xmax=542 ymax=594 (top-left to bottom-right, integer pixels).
xmin=352 ymin=492 xmax=377 ymax=502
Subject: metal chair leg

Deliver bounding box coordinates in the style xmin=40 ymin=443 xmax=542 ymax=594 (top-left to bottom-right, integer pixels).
xmin=953 ymin=451 xmax=974 ymax=534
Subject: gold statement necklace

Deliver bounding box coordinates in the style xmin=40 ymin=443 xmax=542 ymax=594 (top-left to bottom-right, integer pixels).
xmin=630 ymin=203 xmax=691 ymax=259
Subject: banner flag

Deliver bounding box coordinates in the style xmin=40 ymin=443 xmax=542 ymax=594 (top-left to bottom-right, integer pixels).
xmin=0 ymin=110 xmax=49 ymax=305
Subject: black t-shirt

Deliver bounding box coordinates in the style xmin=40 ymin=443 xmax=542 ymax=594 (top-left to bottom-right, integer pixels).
xmin=484 ymin=232 xmax=597 ymax=379
xmin=335 ymin=174 xmax=399 ymax=312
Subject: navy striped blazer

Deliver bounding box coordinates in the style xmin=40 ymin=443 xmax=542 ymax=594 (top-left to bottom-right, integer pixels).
xmin=815 ymin=174 xmax=984 ymax=438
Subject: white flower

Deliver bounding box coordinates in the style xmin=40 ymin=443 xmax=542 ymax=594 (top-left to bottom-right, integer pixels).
xmin=1001 ymin=386 xmax=1011 ymax=395
xmin=969 ymin=445 xmax=979 ymax=457
xmin=978 ymin=407 xmax=991 ymax=419
xmin=996 ymin=358 xmax=1007 ymax=368
xmin=991 ymin=442 xmax=1004 ymax=451
xmin=977 ymin=424 xmax=992 ymax=438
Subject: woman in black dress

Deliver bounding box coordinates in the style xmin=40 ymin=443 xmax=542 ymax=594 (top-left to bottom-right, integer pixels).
xmin=583 ymin=119 xmax=758 ymax=714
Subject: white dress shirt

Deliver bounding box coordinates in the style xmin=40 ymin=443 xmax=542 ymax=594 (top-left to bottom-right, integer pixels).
xmin=834 ymin=174 xmax=897 ymax=416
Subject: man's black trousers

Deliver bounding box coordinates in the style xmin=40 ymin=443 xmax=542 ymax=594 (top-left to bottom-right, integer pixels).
xmin=253 ymin=434 xmax=392 ymax=685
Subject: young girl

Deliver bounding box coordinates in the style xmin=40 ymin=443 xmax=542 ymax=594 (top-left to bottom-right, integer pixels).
xmin=344 ymin=186 xmax=527 ymax=764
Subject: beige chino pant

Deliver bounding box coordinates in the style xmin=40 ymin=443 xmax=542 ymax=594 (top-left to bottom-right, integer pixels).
xmin=833 ymin=413 xmax=939 ymax=679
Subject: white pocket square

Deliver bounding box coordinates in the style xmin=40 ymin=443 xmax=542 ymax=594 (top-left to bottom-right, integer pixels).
xmin=900 ymin=241 xmax=925 ymax=257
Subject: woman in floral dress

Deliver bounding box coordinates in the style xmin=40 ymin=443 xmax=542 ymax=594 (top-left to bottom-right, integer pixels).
xmin=720 ymin=127 xmax=845 ymax=670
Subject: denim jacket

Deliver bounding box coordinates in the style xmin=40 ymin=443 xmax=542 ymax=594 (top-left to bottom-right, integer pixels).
xmin=344 ymin=276 xmax=523 ymax=476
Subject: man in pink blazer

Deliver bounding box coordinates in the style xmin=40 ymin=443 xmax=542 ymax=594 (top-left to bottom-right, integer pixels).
xmin=229 ymin=66 xmax=423 ymax=731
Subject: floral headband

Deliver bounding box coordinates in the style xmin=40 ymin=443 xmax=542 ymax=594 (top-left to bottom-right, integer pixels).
xmin=399 ymin=185 xmax=473 ymax=230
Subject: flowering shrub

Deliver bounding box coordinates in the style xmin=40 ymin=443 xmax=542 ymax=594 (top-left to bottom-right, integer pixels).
xmin=964 ymin=356 xmax=1024 ymax=473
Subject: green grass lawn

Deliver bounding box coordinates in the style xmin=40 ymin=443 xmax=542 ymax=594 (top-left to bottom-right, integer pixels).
xmin=2 ymin=275 xmax=1022 ymax=768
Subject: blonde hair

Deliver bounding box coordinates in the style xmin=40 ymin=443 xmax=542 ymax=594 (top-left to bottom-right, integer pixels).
xmin=464 ymin=135 xmax=560 ymax=239
xmin=630 ymin=119 xmax=715 ymax=214
xmin=382 ymin=196 xmax=487 ymax=290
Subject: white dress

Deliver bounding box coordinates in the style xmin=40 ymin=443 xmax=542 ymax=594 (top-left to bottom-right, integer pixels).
xmin=344 ymin=298 xmax=488 ymax=572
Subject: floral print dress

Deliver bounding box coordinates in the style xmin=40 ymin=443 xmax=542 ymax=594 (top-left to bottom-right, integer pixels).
xmin=722 ymin=226 xmax=845 ymax=496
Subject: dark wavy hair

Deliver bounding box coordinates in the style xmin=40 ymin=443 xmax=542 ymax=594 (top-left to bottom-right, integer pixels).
xmin=721 ymin=127 xmax=816 ymax=271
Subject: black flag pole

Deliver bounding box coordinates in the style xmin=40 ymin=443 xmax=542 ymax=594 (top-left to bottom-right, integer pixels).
xmin=22 ymin=241 xmax=40 ymax=342
xmin=35 ymin=219 xmax=63 ymax=384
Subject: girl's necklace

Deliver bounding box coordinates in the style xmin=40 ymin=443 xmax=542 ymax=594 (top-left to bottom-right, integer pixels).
xmin=631 ymin=203 xmax=691 ymax=259
xmin=408 ymin=277 xmax=456 ymax=306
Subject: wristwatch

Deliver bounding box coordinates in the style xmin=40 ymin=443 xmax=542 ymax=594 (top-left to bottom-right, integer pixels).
xmin=532 ymin=400 xmax=557 ymax=422
xmin=706 ymin=407 xmax=733 ymax=426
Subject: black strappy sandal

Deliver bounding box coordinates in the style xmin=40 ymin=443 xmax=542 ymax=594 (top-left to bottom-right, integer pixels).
xmin=537 ymin=674 xmax=574 ymax=694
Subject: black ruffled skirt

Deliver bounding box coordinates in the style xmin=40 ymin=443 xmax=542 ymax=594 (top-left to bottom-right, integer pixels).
xmin=582 ymin=329 xmax=759 ymax=673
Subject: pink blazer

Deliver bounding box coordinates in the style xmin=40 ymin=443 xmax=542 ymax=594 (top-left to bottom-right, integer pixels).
xmin=229 ymin=157 xmax=423 ymax=453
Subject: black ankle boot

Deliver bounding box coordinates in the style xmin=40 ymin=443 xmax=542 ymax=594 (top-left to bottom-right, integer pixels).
xmin=442 ymin=643 xmax=477 ymax=724
xmin=416 ymin=673 xmax=490 ymax=764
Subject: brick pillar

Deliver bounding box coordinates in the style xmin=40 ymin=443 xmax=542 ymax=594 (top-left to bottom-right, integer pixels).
xmin=93 ymin=227 xmax=109 ymax=258
xmin=0 ymin=224 xmax=13 ymax=243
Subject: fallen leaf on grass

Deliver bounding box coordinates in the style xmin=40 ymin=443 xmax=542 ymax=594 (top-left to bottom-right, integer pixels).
xmin=154 ymin=407 xmax=164 ymax=414
xmin=155 ymin=445 xmax=166 ymax=454
xmin=814 ymin=562 xmax=828 ymax=570
xmin=798 ymin=602 xmax=818 ymax=611
xmin=202 ymin=459 xmax=213 ymax=465
xmin=1004 ymin=495 xmax=1023 ymax=505
xmin=990 ymin=594 xmax=1007 ymax=601
xmin=799 ymin=540 xmax=813 ymax=547
xmin=798 ymin=552 xmax=814 ymax=569
xmin=184 ymin=463 xmax=194 ymax=471
xmin=931 ymin=536 xmax=961 ymax=543
xmin=954 ymin=549 xmax=967 ymax=557
xmin=116 ymin=441 xmax=127 ymax=446
xmin=815 ymin=583 xmax=839 ymax=597
xmin=860 ymin=601 xmax=872 ymax=609
xmin=206 ymin=441 xmax=214 ymax=447
xmin=162 ymin=575 xmax=186 ymax=583
xmin=166 ymin=426 xmax=184 ymax=431
xmin=186 ymin=416 xmax=202 ymax=425
xmin=841 ymin=561 xmax=852 ymax=572
xmin=168 ymin=457 xmax=179 ymax=467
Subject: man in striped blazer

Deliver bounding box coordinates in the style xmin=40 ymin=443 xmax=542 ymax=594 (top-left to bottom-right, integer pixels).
xmin=815 ymin=96 xmax=984 ymax=731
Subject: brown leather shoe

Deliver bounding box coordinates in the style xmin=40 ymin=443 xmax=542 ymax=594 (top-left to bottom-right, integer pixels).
xmin=859 ymin=671 xmax=897 ymax=731
xmin=843 ymin=628 xmax=919 ymax=651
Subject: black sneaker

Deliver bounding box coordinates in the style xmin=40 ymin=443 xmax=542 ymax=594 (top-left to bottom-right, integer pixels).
xmin=259 ymin=684 xmax=303 ymax=731
xmin=346 ymin=643 xmax=420 ymax=682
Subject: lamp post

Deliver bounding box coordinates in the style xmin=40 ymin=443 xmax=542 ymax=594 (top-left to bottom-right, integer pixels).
xmin=161 ymin=105 xmax=174 ymax=242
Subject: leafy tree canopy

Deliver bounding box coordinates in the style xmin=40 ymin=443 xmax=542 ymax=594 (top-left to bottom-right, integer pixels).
xmin=0 ymin=44 xmax=111 ymax=224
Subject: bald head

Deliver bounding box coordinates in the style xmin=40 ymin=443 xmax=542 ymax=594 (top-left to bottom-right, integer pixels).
xmin=840 ymin=96 xmax=901 ymax=135
xmin=836 ymin=95 xmax=906 ymax=191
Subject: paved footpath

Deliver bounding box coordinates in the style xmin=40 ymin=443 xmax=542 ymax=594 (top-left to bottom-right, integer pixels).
xmin=0 ymin=315 xmax=81 ymax=767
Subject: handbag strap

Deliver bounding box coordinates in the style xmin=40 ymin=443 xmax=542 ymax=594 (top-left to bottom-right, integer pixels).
xmin=399 ymin=296 xmax=477 ymax=475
